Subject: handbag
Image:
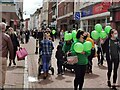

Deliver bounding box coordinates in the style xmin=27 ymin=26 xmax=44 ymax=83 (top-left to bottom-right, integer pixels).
xmin=16 ymin=48 xmax=28 ymax=60
xmin=67 ymin=56 xmax=78 ymax=65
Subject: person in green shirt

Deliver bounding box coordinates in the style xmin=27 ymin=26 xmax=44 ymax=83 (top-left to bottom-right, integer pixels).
xmin=70 ymin=30 xmax=91 ymax=90
xmin=62 ymin=40 xmax=72 ymax=54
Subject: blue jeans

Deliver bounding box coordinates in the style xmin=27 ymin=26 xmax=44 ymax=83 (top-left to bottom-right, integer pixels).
xmin=42 ymin=55 xmax=51 ymax=72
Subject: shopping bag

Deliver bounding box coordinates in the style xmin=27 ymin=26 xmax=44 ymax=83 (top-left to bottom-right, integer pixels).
xmin=67 ymin=56 xmax=78 ymax=65
xmin=16 ymin=48 xmax=28 ymax=60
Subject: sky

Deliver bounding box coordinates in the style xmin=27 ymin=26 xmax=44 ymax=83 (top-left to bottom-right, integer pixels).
xmin=23 ymin=0 xmax=43 ymax=19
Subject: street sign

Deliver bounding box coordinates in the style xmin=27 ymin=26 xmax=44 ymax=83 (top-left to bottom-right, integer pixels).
xmin=74 ymin=12 xmax=80 ymax=20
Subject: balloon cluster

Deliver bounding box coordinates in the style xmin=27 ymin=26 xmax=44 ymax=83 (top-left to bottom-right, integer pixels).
xmin=64 ymin=30 xmax=77 ymax=41
xmin=64 ymin=29 xmax=92 ymax=53
xmin=74 ymin=41 xmax=92 ymax=53
xmin=91 ymin=24 xmax=112 ymax=40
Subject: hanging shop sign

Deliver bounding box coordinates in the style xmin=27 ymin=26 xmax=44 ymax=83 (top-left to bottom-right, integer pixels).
xmin=81 ymin=6 xmax=93 ymax=17
xmin=93 ymin=2 xmax=111 ymax=14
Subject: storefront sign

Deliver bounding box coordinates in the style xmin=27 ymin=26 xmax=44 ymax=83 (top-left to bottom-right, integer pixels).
xmin=93 ymin=2 xmax=111 ymax=14
xmin=115 ymin=11 xmax=120 ymax=22
xmin=81 ymin=6 xmax=93 ymax=17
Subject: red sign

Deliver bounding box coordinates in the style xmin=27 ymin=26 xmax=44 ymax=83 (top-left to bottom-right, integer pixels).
xmin=115 ymin=11 xmax=120 ymax=22
xmin=93 ymin=2 xmax=111 ymax=14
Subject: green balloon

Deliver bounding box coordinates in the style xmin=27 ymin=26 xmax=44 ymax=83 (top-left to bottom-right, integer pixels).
xmin=83 ymin=41 xmax=92 ymax=51
xmin=52 ymin=30 xmax=56 ymax=34
xmin=68 ymin=33 xmax=72 ymax=40
xmin=100 ymin=31 xmax=107 ymax=39
xmin=64 ymin=33 xmax=72 ymax=41
xmin=91 ymin=30 xmax=100 ymax=40
xmin=74 ymin=42 xmax=84 ymax=53
xmin=73 ymin=38 xmax=77 ymax=42
xmin=95 ymin=24 xmax=102 ymax=33
xmin=105 ymin=26 xmax=112 ymax=34
xmin=72 ymin=30 xmax=77 ymax=38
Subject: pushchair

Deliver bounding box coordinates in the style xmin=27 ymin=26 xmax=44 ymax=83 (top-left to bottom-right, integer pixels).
xmin=63 ymin=55 xmax=75 ymax=73
xmin=38 ymin=55 xmax=54 ymax=76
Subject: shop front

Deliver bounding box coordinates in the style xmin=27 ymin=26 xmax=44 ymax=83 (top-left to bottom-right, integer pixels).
xmin=80 ymin=2 xmax=111 ymax=32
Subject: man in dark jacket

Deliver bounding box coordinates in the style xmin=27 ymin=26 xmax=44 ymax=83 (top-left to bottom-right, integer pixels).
xmin=0 ymin=22 xmax=14 ymax=90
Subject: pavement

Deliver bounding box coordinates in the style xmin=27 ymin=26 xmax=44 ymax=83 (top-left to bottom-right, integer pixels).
xmin=4 ymin=37 xmax=120 ymax=89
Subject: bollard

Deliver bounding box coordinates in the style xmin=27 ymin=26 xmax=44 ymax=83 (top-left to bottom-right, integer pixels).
xmin=35 ymin=39 xmax=39 ymax=54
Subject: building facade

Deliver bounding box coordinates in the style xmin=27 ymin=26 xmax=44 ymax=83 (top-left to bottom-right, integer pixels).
xmin=57 ymin=0 xmax=74 ymax=31
xmin=109 ymin=2 xmax=120 ymax=36
xmin=48 ymin=1 xmax=57 ymax=30
xmin=41 ymin=0 xmax=49 ymax=29
xmin=80 ymin=1 xmax=111 ymax=32
xmin=0 ymin=0 xmax=23 ymax=30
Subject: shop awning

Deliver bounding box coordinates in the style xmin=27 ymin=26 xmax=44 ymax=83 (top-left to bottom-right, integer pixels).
xmin=81 ymin=12 xmax=110 ymax=20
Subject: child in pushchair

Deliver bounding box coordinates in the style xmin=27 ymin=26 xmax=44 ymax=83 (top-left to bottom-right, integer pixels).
xmin=38 ymin=54 xmax=54 ymax=77
xmin=63 ymin=53 xmax=75 ymax=73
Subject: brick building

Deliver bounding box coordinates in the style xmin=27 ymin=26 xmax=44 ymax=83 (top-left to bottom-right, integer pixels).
xmin=57 ymin=1 xmax=74 ymax=32
xmin=48 ymin=1 xmax=57 ymax=30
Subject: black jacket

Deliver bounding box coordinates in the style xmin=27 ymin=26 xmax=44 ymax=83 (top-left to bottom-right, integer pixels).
xmin=104 ymin=37 xmax=120 ymax=60
xmin=55 ymin=49 xmax=64 ymax=61
xmin=10 ymin=33 xmax=20 ymax=47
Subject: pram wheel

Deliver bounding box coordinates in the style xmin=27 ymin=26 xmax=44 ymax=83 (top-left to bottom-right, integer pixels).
xmin=49 ymin=67 xmax=54 ymax=75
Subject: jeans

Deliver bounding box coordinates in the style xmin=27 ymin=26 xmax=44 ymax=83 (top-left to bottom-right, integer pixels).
xmin=107 ymin=58 xmax=119 ymax=83
xmin=74 ymin=64 xmax=86 ymax=90
xmin=42 ymin=55 xmax=51 ymax=72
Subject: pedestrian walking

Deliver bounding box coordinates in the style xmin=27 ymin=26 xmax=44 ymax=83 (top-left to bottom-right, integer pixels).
xmin=39 ymin=32 xmax=54 ymax=79
xmin=104 ymin=29 xmax=120 ymax=90
xmin=55 ymin=45 xmax=64 ymax=75
xmin=60 ymin=29 xmax=64 ymax=40
xmin=86 ymin=32 xmax=95 ymax=73
xmin=20 ymin=30 xmax=24 ymax=44
xmin=0 ymin=22 xmax=14 ymax=90
xmin=96 ymin=38 xmax=104 ymax=66
xmin=25 ymin=29 xmax=30 ymax=43
xmin=70 ymin=30 xmax=91 ymax=90
xmin=7 ymin=27 xmax=20 ymax=66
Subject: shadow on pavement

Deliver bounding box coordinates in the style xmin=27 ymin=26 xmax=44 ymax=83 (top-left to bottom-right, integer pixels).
xmin=7 ymin=66 xmax=25 ymax=71
xmin=85 ymin=73 xmax=99 ymax=79
xmin=38 ymin=78 xmax=54 ymax=85
xmin=55 ymin=75 xmax=65 ymax=80
xmin=65 ymin=80 xmax=72 ymax=83
xmin=15 ymin=66 xmax=25 ymax=69
xmin=64 ymin=70 xmax=74 ymax=77
xmin=98 ymin=65 xmax=108 ymax=70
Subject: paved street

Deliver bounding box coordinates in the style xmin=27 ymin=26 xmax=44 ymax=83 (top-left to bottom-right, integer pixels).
xmin=4 ymin=37 xmax=120 ymax=89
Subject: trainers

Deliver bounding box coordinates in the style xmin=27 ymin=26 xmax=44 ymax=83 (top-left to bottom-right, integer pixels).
xmin=107 ymin=81 xmax=111 ymax=87
xmin=61 ymin=72 xmax=64 ymax=75
xmin=57 ymin=73 xmax=61 ymax=75
xmin=112 ymin=85 xmax=117 ymax=90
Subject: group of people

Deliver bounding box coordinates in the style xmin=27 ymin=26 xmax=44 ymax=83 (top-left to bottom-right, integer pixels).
xmin=0 ymin=21 xmax=120 ymax=90
xmin=59 ymin=29 xmax=120 ymax=90
xmin=0 ymin=22 xmax=31 ymax=90
xmin=36 ymin=27 xmax=120 ymax=90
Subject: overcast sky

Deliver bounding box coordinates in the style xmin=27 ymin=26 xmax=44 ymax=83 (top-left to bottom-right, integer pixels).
xmin=23 ymin=0 xmax=43 ymax=19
